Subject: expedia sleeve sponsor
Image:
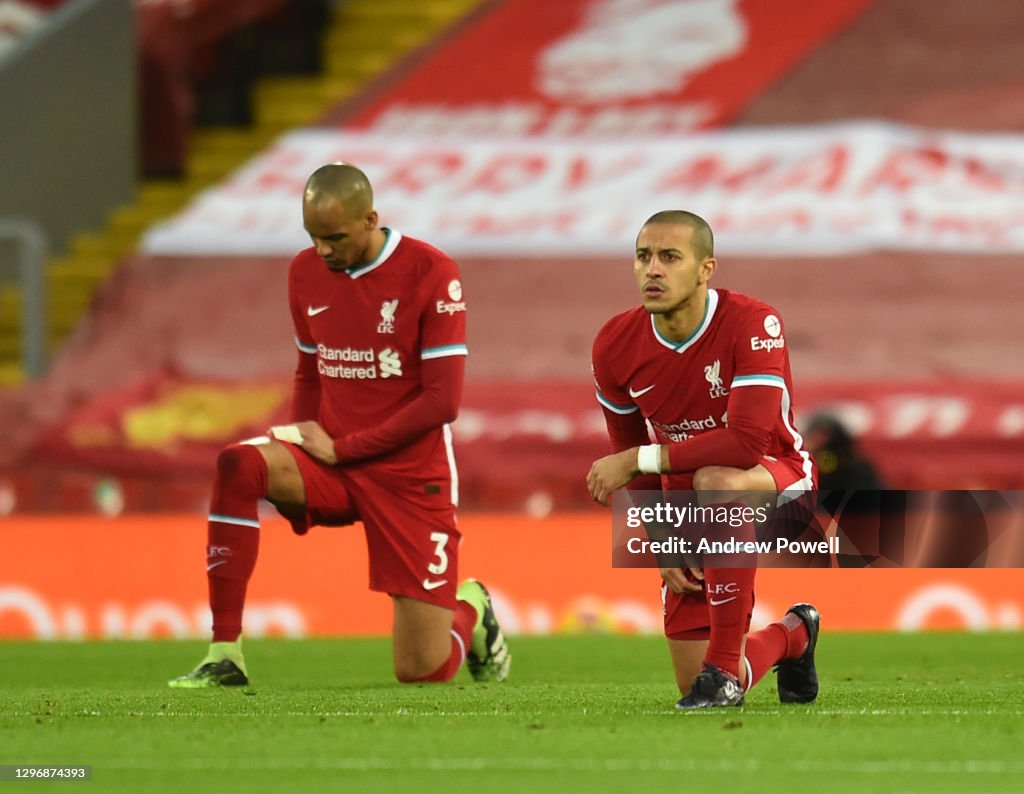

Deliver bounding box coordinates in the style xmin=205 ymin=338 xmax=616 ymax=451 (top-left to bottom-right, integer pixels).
xmin=435 ymin=278 xmax=467 ymax=315
xmin=436 ymin=299 xmax=467 ymax=315
xmin=750 ymin=335 xmax=785 ymax=351
xmin=749 ymin=311 xmax=785 ymax=351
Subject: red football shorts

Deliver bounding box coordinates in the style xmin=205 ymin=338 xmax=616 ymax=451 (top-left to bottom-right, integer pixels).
xmin=663 ymin=454 xmax=815 ymax=640
xmin=278 ymin=445 xmax=461 ymax=609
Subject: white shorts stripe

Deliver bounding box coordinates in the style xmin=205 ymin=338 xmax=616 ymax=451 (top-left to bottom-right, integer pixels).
xmin=779 ymin=386 xmax=815 ymax=493
xmin=443 ymin=423 xmax=459 ymax=507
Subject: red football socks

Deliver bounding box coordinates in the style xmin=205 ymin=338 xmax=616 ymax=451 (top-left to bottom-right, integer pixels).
xmin=743 ymin=612 xmax=810 ymax=691
xmin=703 ymin=566 xmax=756 ymax=679
xmin=411 ymin=599 xmax=477 ymax=682
xmin=207 ymin=444 xmax=267 ymax=642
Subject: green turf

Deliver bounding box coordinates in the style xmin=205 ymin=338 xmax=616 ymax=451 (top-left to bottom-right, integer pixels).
xmin=1 ymin=633 xmax=1022 ymax=793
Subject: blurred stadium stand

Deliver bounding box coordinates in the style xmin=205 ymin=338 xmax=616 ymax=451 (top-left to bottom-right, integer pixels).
xmin=137 ymin=0 xmax=307 ymax=179
xmin=0 ymin=0 xmax=134 ymax=382
xmin=1 ymin=0 xmax=1022 ymax=516
xmin=0 ymin=0 xmax=478 ymax=388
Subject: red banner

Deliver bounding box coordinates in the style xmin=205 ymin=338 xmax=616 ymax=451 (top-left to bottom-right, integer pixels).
xmin=339 ymin=0 xmax=875 ymax=136
xmin=31 ymin=371 xmax=290 ymax=475
xmin=141 ymin=126 xmax=1024 ymax=258
xmin=1 ymin=515 xmax=1020 ymax=640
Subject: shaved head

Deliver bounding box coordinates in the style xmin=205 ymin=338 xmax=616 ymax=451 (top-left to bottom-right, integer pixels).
xmin=302 ymin=163 xmax=382 ymax=271
xmin=641 ymin=210 xmax=714 ymax=261
xmin=304 ymin=163 xmax=374 ymax=215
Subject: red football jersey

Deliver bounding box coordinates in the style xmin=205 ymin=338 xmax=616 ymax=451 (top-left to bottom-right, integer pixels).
xmin=288 ymin=229 xmax=467 ymax=482
xmin=592 ymin=288 xmax=815 ymax=490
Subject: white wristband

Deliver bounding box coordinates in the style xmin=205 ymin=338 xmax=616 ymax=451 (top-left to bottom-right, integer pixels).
xmin=637 ymin=444 xmax=662 ymax=475
xmin=270 ymin=424 xmax=304 ymax=444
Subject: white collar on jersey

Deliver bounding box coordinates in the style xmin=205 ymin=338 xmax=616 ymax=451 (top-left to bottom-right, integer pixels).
xmin=650 ymin=288 xmax=720 ymax=353
xmin=345 ymin=228 xmax=403 ymax=279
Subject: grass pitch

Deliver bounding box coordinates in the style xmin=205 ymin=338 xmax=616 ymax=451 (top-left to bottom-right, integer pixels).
xmin=1 ymin=633 xmax=1021 ymax=793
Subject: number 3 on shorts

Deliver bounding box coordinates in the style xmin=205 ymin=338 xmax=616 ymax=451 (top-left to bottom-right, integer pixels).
xmin=427 ymin=532 xmax=449 ymax=575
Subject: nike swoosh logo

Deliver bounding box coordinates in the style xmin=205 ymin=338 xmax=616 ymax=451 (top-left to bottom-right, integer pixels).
xmin=629 ymin=384 xmax=655 ymax=398
xmin=307 ymin=305 xmax=330 ymax=317
xmin=206 ymin=560 xmax=229 ymax=572
xmin=422 ymin=578 xmax=448 ymax=591
xmin=709 ymin=596 xmax=737 ymax=606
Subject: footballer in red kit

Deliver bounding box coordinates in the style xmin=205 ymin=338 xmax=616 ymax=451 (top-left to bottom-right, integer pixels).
xmin=285 ymin=230 xmax=467 ymax=605
xmin=592 ymin=288 xmax=814 ymax=494
xmin=587 ymin=210 xmax=821 ymax=709
xmin=288 ymin=229 xmax=467 ymax=492
xmin=170 ymin=163 xmax=509 ymax=689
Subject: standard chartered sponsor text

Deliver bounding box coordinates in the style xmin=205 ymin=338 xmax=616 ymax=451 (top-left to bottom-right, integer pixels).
xmin=317 ymin=345 xmax=403 ymax=379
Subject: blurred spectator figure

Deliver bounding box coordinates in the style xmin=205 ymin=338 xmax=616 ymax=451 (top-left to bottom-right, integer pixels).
xmin=136 ymin=0 xmax=326 ymax=178
xmin=803 ymin=412 xmax=904 ymax=567
xmin=137 ymin=0 xmax=192 ymax=178
xmin=803 ymin=412 xmax=884 ymax=492
xmin=806 ymin=414 xmax=1013 ymax=568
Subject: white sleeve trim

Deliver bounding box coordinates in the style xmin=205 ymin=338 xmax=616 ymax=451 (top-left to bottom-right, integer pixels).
xmin=422 ymin=344 xmax=469 ymax=360
xmin=596 ymin=390 xmax=638 ymax=415
xmin=731 ymin=374 xmax=786 ymax=389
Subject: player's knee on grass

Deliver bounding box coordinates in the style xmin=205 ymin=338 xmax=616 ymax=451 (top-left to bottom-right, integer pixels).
xmin=394 ymin=660 xmax=431 ymax=683
xmin=674 ymin=663 xmax=701 ymax=695
xmin=668 ymin=638 xmax=708 ymax=694
xmin=393 ymin=644 xmax=451 ymax=683
xmin=391 ymin=597 xmax=457 ymax=683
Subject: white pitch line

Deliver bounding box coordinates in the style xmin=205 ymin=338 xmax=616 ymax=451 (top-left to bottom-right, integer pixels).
xmin=93 ymin=757 xmax=1024 ymax=775
xmin=662 ymin=708 xmax=1024 ymax=717
xmin=7 ymin=707 xmax=1023 ymax=719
